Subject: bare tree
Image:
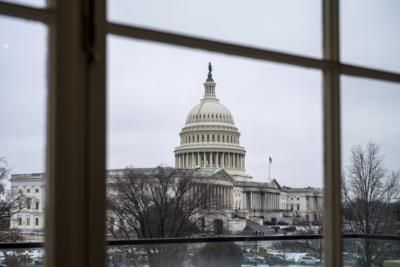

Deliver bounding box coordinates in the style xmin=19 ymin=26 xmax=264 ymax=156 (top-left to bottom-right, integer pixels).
xmin=107 ymin=166 xmax=212 ymax=267
xmin=342 ymin=143 xmax=400 ymax=266
xmin=0 ymin=158 xmax=27 ymax=241
xmin=192 ymin=242 xmax=243 ymax=267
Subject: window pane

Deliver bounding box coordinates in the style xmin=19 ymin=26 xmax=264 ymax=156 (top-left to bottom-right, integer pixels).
xmin=0 ymin=0 xmax=46 ymax=8
xmin=341 ymin=76 xmax=400 ymax=266
xmin=107 ymin=0 xmax=322 ymax=58
xmin=0 ymin=15 xmax=47 ymax=248
xmin=108 ymin=239 xmax=323 ymax=267
xmin=107 ymin=35 xmax=323 ymax=264
xmin=341 ymin=0 xmax=400 ymax=73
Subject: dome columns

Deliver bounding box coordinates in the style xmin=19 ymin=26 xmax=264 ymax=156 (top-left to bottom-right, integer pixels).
xmin=175 ymin=151 xmax=245 ymax=170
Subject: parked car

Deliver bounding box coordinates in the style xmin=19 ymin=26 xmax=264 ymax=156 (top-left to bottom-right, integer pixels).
xmin=265 ymin=255 xmax=288 ymax=265
xmin=299 ymin=255 xmax=317 ymax=265
xmin=277 ymin=220 xmax=289 ymax=225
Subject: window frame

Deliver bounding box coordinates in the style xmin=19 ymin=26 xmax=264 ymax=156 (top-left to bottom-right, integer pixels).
xmin=1 ymin=0 xmax=400 ymax=267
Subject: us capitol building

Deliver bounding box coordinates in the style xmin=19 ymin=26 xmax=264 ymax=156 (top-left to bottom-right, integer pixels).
xmin=10 ymin=63 xmax=322 ymax=236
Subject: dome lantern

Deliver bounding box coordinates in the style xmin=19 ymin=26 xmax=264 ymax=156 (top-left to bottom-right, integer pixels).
xmin=204 ymin=62 xmax=216 ymax=99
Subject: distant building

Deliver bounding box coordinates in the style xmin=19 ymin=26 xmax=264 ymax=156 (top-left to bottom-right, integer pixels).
xmin=10 ymin=173 xmax=45 ymax=240
xmin=10 ymin=64 xmax=323 ymax=237
xmin=281 ymin=186 xmax=323 ymax=223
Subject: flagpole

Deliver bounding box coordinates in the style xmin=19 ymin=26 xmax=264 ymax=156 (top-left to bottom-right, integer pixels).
xmin=268 ymin=156 xmax=272 ymax=181
xmin=268 ymin=162 xmax=271 ymax=180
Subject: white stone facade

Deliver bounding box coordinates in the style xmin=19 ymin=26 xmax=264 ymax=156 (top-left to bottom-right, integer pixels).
xmin=9 ymin=173 xmax=46 ymax=239
xmin=281 ymin=186 xmax=323 ymax=223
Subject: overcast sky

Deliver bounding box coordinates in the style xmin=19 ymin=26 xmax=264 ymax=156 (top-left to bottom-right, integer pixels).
xmin=0 ymin=0 xmax=399 ymax=188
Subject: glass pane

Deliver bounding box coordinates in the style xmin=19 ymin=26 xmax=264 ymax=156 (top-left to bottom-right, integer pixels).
xmin=0 ymin=0 xmax=46 ymax=8
xmin=0 ymin=16 xmax=47 ymax=245
xmin=108 ymin=239 xmax=324 ymax=267
xmin=341 ymin=0 xmax=400 ymax=73
xmin=107 ymin=34 xmax=323 ymax=261
xmin=343 ymin=237 xmax=400 ymax=267
xmin=107 ymin=0 xmax=322 ymax=58
xmin=341 ymin=76 xmax=400 ymax=266
xmin=0 ymin=248 xmax=44 ymax=266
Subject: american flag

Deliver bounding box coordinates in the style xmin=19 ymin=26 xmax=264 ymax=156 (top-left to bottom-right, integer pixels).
xmin=269 ymin=157 xmax=272 ymax=164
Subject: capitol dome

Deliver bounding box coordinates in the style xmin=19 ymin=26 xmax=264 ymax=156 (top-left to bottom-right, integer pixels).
xmin=185 ymin=99 xmax=235 ymax=125
xmin=174 ymin=63 xmax=249 ymax=179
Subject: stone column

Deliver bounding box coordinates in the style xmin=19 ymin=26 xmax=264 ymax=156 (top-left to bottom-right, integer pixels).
xmin=272 ymin=193 xmax=275 ymax=209
xmin=181 ymin=153 xmax=184 ymax=168
xmin=218 ymin=186 xmax=221 ymax=209
xmin=235 ymin=154 xmax=238 ymax=169
xmin=230 ymin=188 xmax=233 ymax=209
xmin=222 ymin=153 xmax=225 ymax=168
xmin=215 ymin=185 xmax=219 ymax=209
xmin=226 ymin=186 xmax=229 ymax=209
xmin=223 ymin=186 xmax=226 ymax=209
xmin=216 ymin=152 xmax=219 ymax=168
xmin=212 ymin=152 xmax=215 ymax=167
xmin=227 ymin=187 xmax=229 ymax=209
xmin=215 ymin=186 xmax=218 ymax=209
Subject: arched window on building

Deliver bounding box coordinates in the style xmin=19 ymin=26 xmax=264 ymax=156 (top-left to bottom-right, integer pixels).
xmin=35 ymin=201 xmax=39 ymax=210
xmin=212 ymin=135 xmax=215 ymax=142
xmin=35 ymin=217 xmax=39 ymax=226
xmin=26 ymin=217 xmax=31 ymax=226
